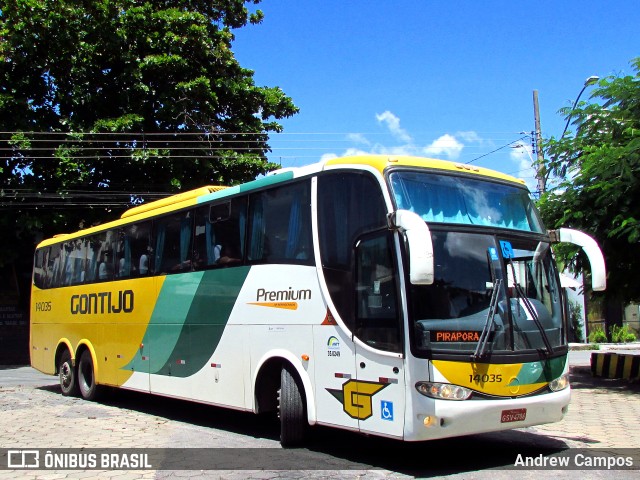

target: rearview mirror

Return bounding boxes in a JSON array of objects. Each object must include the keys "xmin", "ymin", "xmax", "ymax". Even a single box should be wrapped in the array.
[
  {"xmin": 388, "ymin": 209, "xmax": 434, "ymax": 285},
  {"xmin": 550, "ymin": 228, "xmax": 606, "ymax": 291}
]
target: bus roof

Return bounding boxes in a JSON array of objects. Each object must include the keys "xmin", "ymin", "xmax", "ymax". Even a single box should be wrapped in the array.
[
  {"xmin": 35, "ymin": 154, "xmax": 526, "ymax": 249},
  {"xmin": 323, "ymin": 155, "xmax": 526, "ymax": 185},
  {"xmin": 36, "ymin": 186, "xmax": 229, "ymax": 247},
  {"xmin": 121, "ymin": 185, "xmax": 227, "ymax": 219}
]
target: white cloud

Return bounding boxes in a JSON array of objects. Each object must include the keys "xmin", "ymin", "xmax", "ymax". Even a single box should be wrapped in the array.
[
  {"xmin": 346, "ymin": 133, "xmax": 371, "ymax": 146},
  {"xmin": 423, "ymin": 134, "xmax": 464, "ymax": 160},
  {"xmin": 319, "ymin": 152, "xmax": 338, "ymax": 162},
  {"xmin": 375, "ymin": 145, "xmax": 416, "ymax": 156},
  {"xmin": 375, "ymin": 111, "xmax": 413, "ymax": 143},
  {"xmin": 455, "ymin": 130, "xmax": 482, "ymax": 144},
  {"xmin": 509, "ymin": 142, "xmax": 537, "ymax": 193},
  {"xmin": 342, "ymin": 147, "xmax": 372, "ymax": 157},
  {"xmin": 326, "ymin": 113, "xmax": 484, "ymax": 164}
]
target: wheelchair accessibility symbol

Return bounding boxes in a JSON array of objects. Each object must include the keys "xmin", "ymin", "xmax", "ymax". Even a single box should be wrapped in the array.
[
  {"xmin": 381, "ymin": 400, "xmax": 394, "ymax": 421},
  {"xmin": 499, "ymin": 240, "xmax": 514, "ymax": 259}
]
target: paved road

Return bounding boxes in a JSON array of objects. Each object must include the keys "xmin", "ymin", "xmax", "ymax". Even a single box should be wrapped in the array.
[{"xmin": 0, "ymin": 350, "xmax": 639, "ymax": 479}]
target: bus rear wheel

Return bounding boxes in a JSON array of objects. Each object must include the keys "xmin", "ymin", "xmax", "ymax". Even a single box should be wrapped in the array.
[
  {"xmin": 278, "ymin": 364, "xmax": 307, "ymax": 447},
  {"xmin": 77, "ymin": 350, "xmax": 100, "ymax": 401},
  {"xmin": 58, "ymin": 350, "xmax": 79, "ymax": 397}
]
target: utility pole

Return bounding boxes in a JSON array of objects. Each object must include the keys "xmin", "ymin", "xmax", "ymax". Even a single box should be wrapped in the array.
[{"xmin": 532, "ymin": 90, "xmax": 546, "ymax": 195}]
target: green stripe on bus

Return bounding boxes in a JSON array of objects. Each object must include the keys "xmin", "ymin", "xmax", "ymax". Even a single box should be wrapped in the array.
[
  {"xmin": 123, "ymin": 267, "xmax": 249, "ymax": 377},
  {"xmin": 238, "ymin": 171, "xmax": 294, "ymax": 192},
  {"xmin": 509, "ymin": 356, "xmax": 567, "ymax": 386},
  {"xmin": 197, "ymin": 185, "xmax": 241, "ymax": 204},
  {"xmin": 152, "ymin": 267, "xmax": 249, "ymax": 377},
  {"xmin": 196, "ymin": 171, "xmax": 295, "ymax": 206},
  {"xmin": 123, "ymin": 272, "xmax": 204, "ymax": 374}
]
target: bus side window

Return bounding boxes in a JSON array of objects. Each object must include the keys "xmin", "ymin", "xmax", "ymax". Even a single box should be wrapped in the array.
[
  {"xmin": 123, "ymin": 222, "xmax": 151, "ymax": 276},
  {"xmin": 286, "ymin": 183, "xmax": 312, "ymax": 262},
  {"xmin": 93, "ymin": 231, "xmax": 116, "ymax": 282},
  {"xmin": 61, "ymin": 242, "xmax": 73, "ymax": 286},
  {"xmin": 194, "ymin": 205, "xmax": 215, "ymax": 267},
  {"xmin": 33, "ymin": 247, "xmax": 48, "ymax": 289},
  {"xmin": 84, "ymin": 235, "xmax": 101, "ymax": 282},
  {"xmin": 193, "ymin": 198, "xmax": 247, "ymax": 269},
  {"xmin": 194, "ymin": 203, "xmax": 226, "ymax": 268},
  {"xmin": 48, "ymin": 243, "xmax": 62, "ymax": 288},
  {"xmin": 247, "ymin": 181, "xmax": 312, "ymax": 265},
  {"xmin": 72, "ymin": 240, "xmax": 87, "ymax": 285},
  {"xmin": 153, "ymin": 211, "xmax": 193, "ymax": 273},
  {"xmin": 317, "ymin": 171, "xmax": 388, "ymax": 332},
  {"xmin": 98, "ymin": 251, "xmax": 114, "ymax": 281},
  {"xmin": 115, "ymin": 229, "xmax": 130, "ymax": 278}
]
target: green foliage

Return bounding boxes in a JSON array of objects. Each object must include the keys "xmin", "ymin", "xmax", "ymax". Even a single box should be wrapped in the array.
[
  {"xmin": 0, "ymin": 0, "xmax": 298, "ymax": 267},
  {"xmin": 568, "ymin": 300, "xmax": 584, "ymax": 343},
  {"xmin": 539, "ymin": 57, "xmax": 640, "ymax": 305},
  {"xmin": 588, "ymin": 326, "xmax": 608, "ymax": 344},
  {"xmin": 610, "ymin": 325, "xmax": 637, "ymax": 343},
  {"xmin": 588, "ymin": 324, "xmax": 637, "ymax": 343}
]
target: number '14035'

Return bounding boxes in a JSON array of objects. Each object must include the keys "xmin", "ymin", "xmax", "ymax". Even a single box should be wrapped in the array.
[{"xmin": 469, "ymin": 374, "xmax": 502, "ymax": 383}]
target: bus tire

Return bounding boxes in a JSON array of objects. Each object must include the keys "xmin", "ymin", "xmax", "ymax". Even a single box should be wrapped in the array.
[
  {"xmin": 278, "ymin": 364, "xmax": 306, "ymax": 447},
  {"xmin": 58, "ymin": 349, "xmax": 79, "ymax": 397},
  {"xmin": 77, "ymin": 350, "xmax": 100, "ymax": 401}
]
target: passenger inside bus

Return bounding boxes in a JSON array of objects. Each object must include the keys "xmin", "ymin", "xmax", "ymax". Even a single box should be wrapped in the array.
[
  {"xmin": 98, "ymin": 252, "xmax": 113, "ymax": 280},
  {"xmin": 217, "ymin": 244, "xmax": 241, "ymax": 265},
  {"xmin": 139, "ymin": 250, "xmax": 149, "ymax": 275}
]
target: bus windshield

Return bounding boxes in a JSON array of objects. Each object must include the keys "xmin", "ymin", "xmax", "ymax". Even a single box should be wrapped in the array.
[
  {"xmin": 410, "ymin": 231, "xmax": 564, "ymax": 356},
  {"xmin": 389, "ymin": 170, "xmax": 543, "ymax": 233}
]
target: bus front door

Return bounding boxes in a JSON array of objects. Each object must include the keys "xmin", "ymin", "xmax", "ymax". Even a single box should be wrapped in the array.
[{"xmin": 353, "ymin": 232, "xmax": 406, "ymax": 438}]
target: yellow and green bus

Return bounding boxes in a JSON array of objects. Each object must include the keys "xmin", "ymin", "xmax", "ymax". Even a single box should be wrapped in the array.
[{"xmin": 30, "ymin": 155, "xmax": 606, "ymax": 446}]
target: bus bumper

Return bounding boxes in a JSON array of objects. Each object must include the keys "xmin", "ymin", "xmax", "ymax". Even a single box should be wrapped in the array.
[{"xmin": 403, "ymin": 387, "xmax": 571, "ymax": 441}]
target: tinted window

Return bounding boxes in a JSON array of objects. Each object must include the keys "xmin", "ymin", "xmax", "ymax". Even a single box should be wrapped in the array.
[
  {"xmin": 355, "ymin": 232, "xmax": 401, "ymax": 352},
  {"xmin": 116, "ymin": 222, "xmax": 152, "ymax": 277},
  {"xmin": 248, "ymin": 181, "xmax": 312, "ymax": 265},
  {"xmin": 153, "ymin": 211, "xmax": 193, "ymax": 274},
  {"xmin": 33, "ymin": 247, "xmax": 48, "ymax": 289},
  {"xmin": 317, "ymin": 171, "xmax": 388, "ymax": 330},
  {"xmin": 193, "ymin": 197, "xmax": 247, "ymax": 268},
  {"xmin": 389, "ymin": 171, "xmax": 543, "ymax": 232}
]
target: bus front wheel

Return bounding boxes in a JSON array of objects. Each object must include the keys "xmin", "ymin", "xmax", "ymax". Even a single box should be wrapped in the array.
[
  {"xmin": 278, "ymin": 364, "xmax": 307, "ymax": 447},
  {"xmin": 77, "ymin": 350, "xmax": 100, "ymax": 401},
  {"xmin": 58, "ymin": 350, "xmax": 79, "ymax": 397}
]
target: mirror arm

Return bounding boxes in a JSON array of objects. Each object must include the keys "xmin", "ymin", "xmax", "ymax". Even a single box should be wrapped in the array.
[{"xmin": 550, "ymin": 228, "xmax": 607, "ymax": 291}]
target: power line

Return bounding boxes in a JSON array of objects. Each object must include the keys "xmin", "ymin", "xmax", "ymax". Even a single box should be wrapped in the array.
[
  {"xmin": 1, "ymin": 130, "xmax": 537, "ymax": 176},
  {"xmin": 464, "ymin": 135, "xmax": 529, "ymax": 165}
]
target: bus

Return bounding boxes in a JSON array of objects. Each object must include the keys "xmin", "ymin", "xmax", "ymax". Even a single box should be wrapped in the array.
[{"xmin": 30, "ymin": 155, "xmax": 606, "ymax": 447}]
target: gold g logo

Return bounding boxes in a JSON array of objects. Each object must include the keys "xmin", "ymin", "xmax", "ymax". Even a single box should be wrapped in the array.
[{"xmin": 327, "ymin": 380, "xmax": 388, "ymax": 420}]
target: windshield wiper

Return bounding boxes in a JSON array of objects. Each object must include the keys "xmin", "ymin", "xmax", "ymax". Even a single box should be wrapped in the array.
[
  {"xmin": 473, "ymin": 278, "xmax": 502, "ymax": 360},
  {"xmin": 507, "ymin": 261, "xmax": 553, "ymax": 355}
]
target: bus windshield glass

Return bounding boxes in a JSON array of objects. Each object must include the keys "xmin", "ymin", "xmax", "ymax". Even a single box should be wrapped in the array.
[
  {"xmin": 410, "ymin": 231, "xmax": 564, "ymax": 356},
  {"xmin": 389, "ymin": 171, "xmax": 543, "ymax": 232}
]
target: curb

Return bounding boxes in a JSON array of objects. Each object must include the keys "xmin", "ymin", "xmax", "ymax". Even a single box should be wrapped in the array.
[
  {"xmin": 591, "ymin": 351, "xmax": 640, "ymax": 380},
  {"xmin": 569, "ymin": 341, "xmax": 640, "ymax": 351}
]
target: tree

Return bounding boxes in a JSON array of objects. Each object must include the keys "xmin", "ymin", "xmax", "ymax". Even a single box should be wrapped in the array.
[
  {"xmin": 0, "ymin": 0, "xmax": 298, "ymax": 268},
  {"xmin": 538, "ymin": 57, "xmax": 640, "ymax": 329}
]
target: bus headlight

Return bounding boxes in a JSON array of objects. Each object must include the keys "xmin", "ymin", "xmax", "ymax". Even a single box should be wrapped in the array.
[
  {"xmin": 415, "ymin": 382, "xmax": 472, "ymax": 400},
  {"xmin": 549, "ymin": 373, "xmax": 570, "ymax": 392}
]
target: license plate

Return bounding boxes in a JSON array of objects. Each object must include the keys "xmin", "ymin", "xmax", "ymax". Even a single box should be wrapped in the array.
[{"xmin": 501, "ymin": 408, "xmax": 527, "ymax": 423}]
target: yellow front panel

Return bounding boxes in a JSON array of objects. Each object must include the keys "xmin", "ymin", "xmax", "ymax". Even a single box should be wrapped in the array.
[{"xmin": 432, "ymin": 357, "xmax": 566, "ymax": 397}]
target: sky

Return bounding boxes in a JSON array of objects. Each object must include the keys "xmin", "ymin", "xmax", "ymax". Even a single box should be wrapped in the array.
[{"xmin": 231, "ymin": 0, "xmax": 640, "ymax": 192}]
